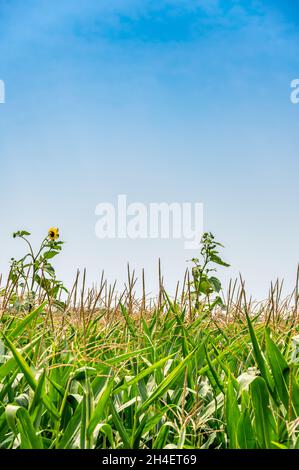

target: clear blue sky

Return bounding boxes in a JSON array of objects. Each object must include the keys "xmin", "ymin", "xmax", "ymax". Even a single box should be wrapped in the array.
[{"xmin": 0, "ymin": 0, "xmax": 298, "ymax": 299}]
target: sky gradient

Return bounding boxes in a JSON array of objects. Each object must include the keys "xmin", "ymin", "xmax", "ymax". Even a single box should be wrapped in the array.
[{"xmin": 0, "ymin": 0, "xmax": 298, "ymax": 299}]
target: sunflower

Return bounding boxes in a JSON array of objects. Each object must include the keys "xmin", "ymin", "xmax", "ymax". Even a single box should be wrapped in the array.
[{"xmin": 48, "ymin": 227, "xmax": 59, "ymax": 240}]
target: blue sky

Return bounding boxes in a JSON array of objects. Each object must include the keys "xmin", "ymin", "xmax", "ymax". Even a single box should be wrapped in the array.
[{"xmin": 0, "ymin": 0, "xmax": 298, "ymax": 299}]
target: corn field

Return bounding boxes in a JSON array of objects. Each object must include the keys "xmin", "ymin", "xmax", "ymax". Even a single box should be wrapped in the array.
[{"xmin": 1, "ymin": 264, "xmax": 299, "ymax": 449}]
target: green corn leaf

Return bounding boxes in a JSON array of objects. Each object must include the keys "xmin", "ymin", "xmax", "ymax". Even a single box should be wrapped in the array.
[
  {"xmin": 120, "ymin": 304, "xmax": 137, "ymax": 337},
  {"xmin": 8, "ymin": 301, "xmax": 47, "ymax": 340},
  {"xmin": 0, "ymin": 336, "xmax": 41, "ymax": 380},
  {"xmin": 2, "ymin": 333, "xmax": 59, "ymax": 419},
  {"xmin": 138, "ymin": 346, "xmax": 198, "ymax": 413},
  {"xmin": 265, "ymin": 329, "xmax": 290, "ymax": 411},
  {"xmin": 87, "ymin": 379, "xmax": 113, "ymax": 440},
  {"xmin": 113, "ymin": 354, "xmax": 174, "ymax": 394},
  {"xmin": 5, "ymin": 405, "xmax": 43, "ymax": 449},
  {"xmin": 250, "ymin": 377, "xmax": 276, "ymax": 449},
  {"xmin": 225, "ymin": 377, "xmax": 240, "ymax": 448},
  {"xmin": 237, "ymin": 391, "xmax": 255, "ymax": 449},
  {"xmin": 244, "ymin": 308, "xmax": 274, "ymax": 395},
  {"xmin": 110, "ymin": 400, "xmax": 131, "ymax": 449}
]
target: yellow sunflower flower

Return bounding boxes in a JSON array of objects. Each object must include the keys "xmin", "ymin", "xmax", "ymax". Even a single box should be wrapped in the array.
[{"xmin": 48, "ymin": 227, "xmax": 59, "ymax": 240}]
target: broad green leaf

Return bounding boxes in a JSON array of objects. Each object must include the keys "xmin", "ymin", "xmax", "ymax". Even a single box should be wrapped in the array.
[
  {"xmin": 225, "ymin": 377, "xmax": 240, "ymax": 448},
  {"xmin": 110, "ymin": 400, "xmax": 131, "ymax": 449},
  {"xmin": 87, "ymin": 379, "xmax": 113, "ymax": 440},
  {"xmin": 8, "ymin": 301, "xmax": 47, "ymax": 340},
  {"xmin": 265, "ymin": 329, "xmax": 289, "ymax": 411},
  {"xmin": 244, "ymin": 308, "xmax": 274, "ymax": 395},
  {"xmin": 139, "ymin": 346, "xmax": 198, "ymax": 413},
  {"xmin": 250, "ymin": 377, "xmax": 276, "ymax": 449},
  {"xmin": 2, "ymin": 334, "xmax": 59, "ymax": 419},
  {"xmin": 113, "ymin": 354, "xmax": 174, "ymax": 394},
  {"xmin": 5, "ymin": 405, "xmax": 43, "ymax": 449}
]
